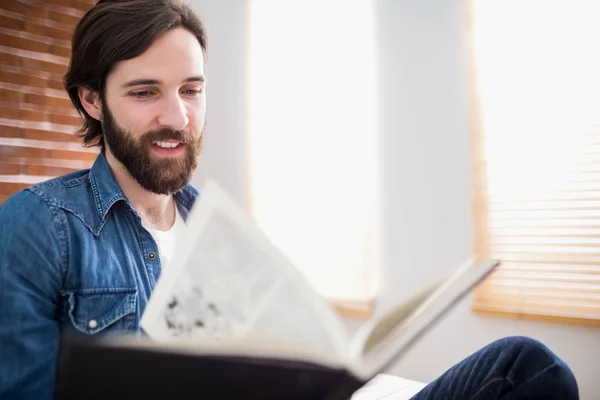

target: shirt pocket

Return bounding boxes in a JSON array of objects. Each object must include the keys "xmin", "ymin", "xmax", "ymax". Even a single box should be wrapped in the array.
[{"xmin": 63, "ymin": 288, "xmax": 138, "ymax": 335}]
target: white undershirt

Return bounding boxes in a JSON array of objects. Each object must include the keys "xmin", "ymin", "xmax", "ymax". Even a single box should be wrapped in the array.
[{"xmin": 146, "ymin": 206, "xmax": 186, "ymax": 270}]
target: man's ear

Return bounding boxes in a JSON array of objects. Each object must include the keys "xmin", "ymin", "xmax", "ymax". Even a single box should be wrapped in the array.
[{"xmin": 78, "ymin": 86, "xmax": 102, "ymax": 121}]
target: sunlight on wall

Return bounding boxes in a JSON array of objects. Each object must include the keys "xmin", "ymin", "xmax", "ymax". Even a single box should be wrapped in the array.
[
  {"xmin": 473, "ymin": 0, "xmax": 600, "ymax": 266},
  {"xmin": 247, "ymin": 0, "xmax": 379, "ymax": 301},
  {"xmin": 473, "ymin": 0, "xmax": 600, "ymax": 201}
]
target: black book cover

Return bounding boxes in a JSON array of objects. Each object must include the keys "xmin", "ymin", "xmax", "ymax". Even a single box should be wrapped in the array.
[{"xmin": 54, "ymin": 334, "xmax": 367, "ymax": 400}]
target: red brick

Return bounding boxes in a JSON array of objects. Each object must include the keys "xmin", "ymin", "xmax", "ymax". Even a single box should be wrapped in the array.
[
  {"xmin": 48, "ymin": 10, "xmax": 81, "ymax": 26},
  {"xmin": 0, "ymin": 14, "xmax": 25, "ymax": 31},
  {"xmin": 45, "ymin": 0, "xmax": 74, "ymax": 8},
  {"xmin": 22, "ymin": 128, "xmax": 78, "ymax": 142},
  {"xmin": 22, "ymin": 92, "xmax": 47, "ymax": 106},
  {"xmin": 50, "ymin": 113, "xmax": 80, "ymax": 126},
  {"xmin": 48, "ymin": 79, "xmax": 67, "ymax": 91},
  {"xmin": 28, "ymin": 6, "xmax": 50, "ymax": 20},
  {"xmin": 0, "ymin": 145, "xmax": 18, "ymax": 157},
  {"xmin": 24, "ymin": 21, "xmax": 72, "ymax": 41},
  {"xmin": 0, "ymin": 126, "xmax": 21, "ymax": 138},
  {"xmin": 0, "ymin": 34, "xmax": 50, "ymax": 53},
  {"xmin": 0, "ymin": 162, "xmax": 23, "ymax": 174},
  {"xmin": 0, "ymin": 182, "xmax": 32, "ymax": 196},
  {"xmin": 0, "ymin": 144, "xmax": 47, "ymax": 159},
  {"xmin": 73, "ymin": 0, "xmax": 95, "ymax": 13},
  {"xmin": 49, "ymin": 148, "xmax": 98, "ymax": 162},
  {"xmin": 0, "ymin": 51, "xmax": 21, "ymax": 66},
  {"xmin": 20, "ymin": 108, "xmax": 48, "ymax": 122},
  {"xmin": 0, "ymin": 106, "xmax": 19, "ymax": 120},
  {"xmin": 2, "ymin": 2, "xmax": 51, "ymax": 20},
  {"xmin": 25, "ymin": 164, "xmax": 78, "ymax": 176},
  {"xmin": 23, "ymin": 146, "xmax": 49, "ymax": 158},
  {"xmin": 49, "ymin": 44, "xmax": 70, "ymax": 58},
  {"xmin": 47, "ymin": 96, "xmax": 73, "ymax": 109},
  {"xmin": 0, "ymin": 88, "xmax": 23, "ymax": 102},
  {"xmin": 25, "ymin": 93, "xmax": 72, "ymax": 109},
  {"xmin": 21, "ymin": 57, "xmax": 67, "ymax": 75},
  {"xmin": 0, "ymin": 2, "xmax": 29, "ymax": 16},
  {"xmin": 0, "ymin": 69, "xmax": 48, "ymax": 88}
]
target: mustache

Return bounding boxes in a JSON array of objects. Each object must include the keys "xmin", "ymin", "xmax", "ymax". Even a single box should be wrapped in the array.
[{"xmin": 140, "ymin": 128, "xmax": 197, "ymax": 144}]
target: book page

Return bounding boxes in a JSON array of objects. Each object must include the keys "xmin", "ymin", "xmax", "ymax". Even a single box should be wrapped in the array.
[
  {"xmin": 351, "ymin": 374, "xmax": 426, "ymax": 400},
  {"xmin": 349, "ymin": 258, "xmax": 499, "ymax": 378},
  {"xmin": 358, "ymin": 279, "xmax": 444, "ymax": 355},
  {"xmin": 141, "ymin": 180, "xmax": 351, "ymax": 360}
]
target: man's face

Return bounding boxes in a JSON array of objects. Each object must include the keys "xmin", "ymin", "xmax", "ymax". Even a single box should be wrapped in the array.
[{"xmin": 102, "ymin": 27, "xmax": 207, "ymax": 195}]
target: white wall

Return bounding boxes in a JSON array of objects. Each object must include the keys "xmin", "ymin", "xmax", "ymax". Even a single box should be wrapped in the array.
[
  {"xmin": 370, "ymin": 1, "xmax": 600, "ymax": 399},
  {"xmin": 190, "ymin": 0, "xmax": 250, "ymax": 210},
  {"xmin": 190, "ymin": 1, "xmax": 600, "ymax": 398}
]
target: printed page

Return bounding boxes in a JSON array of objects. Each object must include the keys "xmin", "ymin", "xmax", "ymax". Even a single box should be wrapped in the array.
[{"xmin": 141, "ymin": 180, "xmax": 351, "ymax": 360}]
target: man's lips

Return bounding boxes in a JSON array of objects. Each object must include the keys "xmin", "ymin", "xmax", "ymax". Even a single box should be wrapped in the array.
[{"xmin": 151, "ymin": 141, "xmax": 186, "ymax": 156}]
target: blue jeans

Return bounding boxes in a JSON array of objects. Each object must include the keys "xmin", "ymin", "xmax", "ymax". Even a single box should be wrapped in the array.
[{"xmin": 410, "ymin": 336, "xmax": 579, "ymax": 400}]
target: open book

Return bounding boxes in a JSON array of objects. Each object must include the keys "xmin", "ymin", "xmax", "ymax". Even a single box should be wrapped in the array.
[{"xmin": 56, "ymin": 180, "xmax": 499, "ymax": 400}]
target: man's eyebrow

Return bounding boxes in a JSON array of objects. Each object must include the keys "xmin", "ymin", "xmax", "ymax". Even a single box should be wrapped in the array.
[
  {"xmin": 184, "ymin": 76, "xmax": 205, "ymax": 83},
  {"xmin": 121, "ymin": 76, "xmax": 205, "ymax": 88},
  {"xmin": 121, "ymin": 79, "xmax": 160, "ymax": 88}
]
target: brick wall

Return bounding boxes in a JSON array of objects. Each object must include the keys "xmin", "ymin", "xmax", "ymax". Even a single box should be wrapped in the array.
[{"xmin": 0, "ymin": 0, "xmax": 98, "ymax": 205}]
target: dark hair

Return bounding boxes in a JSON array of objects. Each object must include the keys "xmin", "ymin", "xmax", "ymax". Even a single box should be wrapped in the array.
[{"xmin": 64, "ymin": 0, "xmax": 209, "ymax": 149}]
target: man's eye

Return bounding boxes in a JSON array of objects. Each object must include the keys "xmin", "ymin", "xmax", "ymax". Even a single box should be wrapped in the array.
[
  {"xmin": 131, "ymin": 91, "xmax": 152, "ymax": 98},
  {"xmin": 183, "ymin": 89, "xmax": 203, "ymax": 96}
]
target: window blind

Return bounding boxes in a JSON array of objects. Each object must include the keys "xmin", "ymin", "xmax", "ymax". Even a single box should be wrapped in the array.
[{"xmin": 469, "ymin": 0, "xmax": 600, "ymax": 324}]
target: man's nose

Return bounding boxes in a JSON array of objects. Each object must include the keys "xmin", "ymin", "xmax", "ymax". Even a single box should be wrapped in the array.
[{"xmin": 157, "ymin": 96, "xmax": 189, "ymax": 131}]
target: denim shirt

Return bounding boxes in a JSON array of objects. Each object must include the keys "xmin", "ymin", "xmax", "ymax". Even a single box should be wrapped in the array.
[{"xmin": 0, "ymin": 153, "xmax": 198, "ymax": 400}]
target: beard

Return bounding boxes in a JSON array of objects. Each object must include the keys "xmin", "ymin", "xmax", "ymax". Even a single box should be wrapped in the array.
[{"xmin": 101, "ymin": 101, "xmax": 204, "ymax": 196}]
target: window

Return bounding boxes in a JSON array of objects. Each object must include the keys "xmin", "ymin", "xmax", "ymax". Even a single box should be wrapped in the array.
[
  {"xmin": 469, "ymin": 0, "xmax": 600, "ymax": 325},
  {"xmin": 247, "ymin": 0, "xmax": 379, "ymax": 314}
]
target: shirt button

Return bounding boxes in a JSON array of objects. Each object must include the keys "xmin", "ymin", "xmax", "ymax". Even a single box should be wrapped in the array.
[
  {"xmin": 148, "ymin": 252, "xmax": 156, "ymax": 260},
  {"xmin": 88, "ymin": 320, "xmax": 98, "ymax": 329}
]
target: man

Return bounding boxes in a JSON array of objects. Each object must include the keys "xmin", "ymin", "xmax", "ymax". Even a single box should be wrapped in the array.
[
  {"xmin": 0, "ymin": 1, "xmax": 206, "ymax": 398},
  {"xmin": 0, "ymin": 1, "xmax": 579, "ymax": 399}
]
